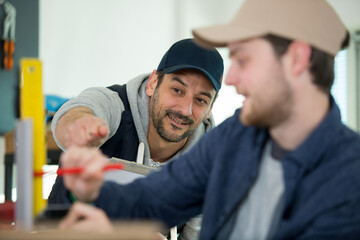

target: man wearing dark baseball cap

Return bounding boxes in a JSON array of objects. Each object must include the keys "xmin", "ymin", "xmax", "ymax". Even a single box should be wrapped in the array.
[
  {"xmin": 59, "ymin": 1, "xmax": 360, "ymax": 239},
  {"xmin": 48, "ymin": 38, "xmax": 223, "ymax": 239},
  {"xmin": 157, "ymin": 38, "xmax": 223, "ymax": 92}
]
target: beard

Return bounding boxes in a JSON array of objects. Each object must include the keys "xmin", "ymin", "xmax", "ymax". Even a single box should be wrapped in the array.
[
  {"xmin": 240, "ymin": 76, "xmax": 293, "ymax": 128},
  {"xmin": 150, "ymin": 90, "xmax": 195, "ymax": 143}
]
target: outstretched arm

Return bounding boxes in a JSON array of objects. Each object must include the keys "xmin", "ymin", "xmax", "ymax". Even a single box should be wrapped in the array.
[
  {"xmin": 54, "ymin": 106, "xmax": 109, "ymax": 148},
  {"xmin": 51, "ymin": 87, "xmax": 124, "ymax": 149}
]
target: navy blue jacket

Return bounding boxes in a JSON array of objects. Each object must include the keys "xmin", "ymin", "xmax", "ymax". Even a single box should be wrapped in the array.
[{"xmin": 93, "ymin": 97, "xmax": 360, "ymax": 239}]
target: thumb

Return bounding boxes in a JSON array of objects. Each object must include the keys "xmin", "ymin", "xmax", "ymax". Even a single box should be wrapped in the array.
[{"xmin": 97, "ymin": 125, "xmax": 109, "ymax": 138}]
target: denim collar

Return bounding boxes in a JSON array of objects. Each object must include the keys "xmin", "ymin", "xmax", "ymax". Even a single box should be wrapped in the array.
[{"xmin": 284, "ymin": 95, "xmax": 342, "ymax": 171}]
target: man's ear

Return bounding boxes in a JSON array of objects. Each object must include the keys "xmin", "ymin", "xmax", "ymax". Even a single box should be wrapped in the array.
[
  {"xmin": 286, "ymin": 41, "xmax": 312, "ymax": 77},
  {"xmin": 205, "ymin": 105, "xmax": 214, "ymax": 119},
  {"xmin": 205, "ymin": 93, "xmax": 218, "ymax": 119},
  {"xmin": 146, "ymin": 70, "xmax": 158, "ymax": 97}
]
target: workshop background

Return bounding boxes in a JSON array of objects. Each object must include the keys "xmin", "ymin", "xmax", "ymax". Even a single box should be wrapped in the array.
[
  {"xmin": 39, "ymin": 0, "xmax": 360, "ymax": 127},
  {"xmin": 0, "ymin": 0, "xmax": 360, "ymax": 202}
]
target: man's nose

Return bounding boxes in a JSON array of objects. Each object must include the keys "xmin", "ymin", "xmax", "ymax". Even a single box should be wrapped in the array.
[
  {"xmin": 224, "ymin": 63, "xmax": 238, "ymax": 86},
  {"xmin": 178, "ymin": 95, "xmax": 193, "ymax": 116}
]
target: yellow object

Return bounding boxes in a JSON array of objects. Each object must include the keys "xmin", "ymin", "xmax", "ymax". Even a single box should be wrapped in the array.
[{"xmin": 20, "ymin": 59, "xmax": 46, "ymax": 216}]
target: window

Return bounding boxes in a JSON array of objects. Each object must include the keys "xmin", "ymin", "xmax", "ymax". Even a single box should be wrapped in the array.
[{"xmin": 332, "ymin": 50, "xmax": 347, "ymax": 124}]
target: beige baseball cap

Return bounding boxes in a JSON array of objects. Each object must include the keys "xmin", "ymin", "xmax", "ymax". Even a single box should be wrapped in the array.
[{"xmin": 192, "ymin": 0, "xmax": 348, "ymax": 56}]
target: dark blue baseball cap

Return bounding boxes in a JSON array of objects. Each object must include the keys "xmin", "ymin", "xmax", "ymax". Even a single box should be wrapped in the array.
[{"xmin": 157, "ymin": 38, "xmax": 224, "ymax": 92}]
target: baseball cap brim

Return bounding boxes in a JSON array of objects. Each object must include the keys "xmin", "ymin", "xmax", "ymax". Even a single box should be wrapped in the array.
[
  {"xmin": 193, "ymin": 23, "xmax": 268, "ymax": 49},
  {"xmin": 192, "ymin": 0, "xmax": 348, "ymax": 57}
]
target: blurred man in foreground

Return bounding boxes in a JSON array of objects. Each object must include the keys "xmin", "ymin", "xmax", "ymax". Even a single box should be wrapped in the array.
[{"xmin": 59, "ymin": 0, "xmax": 360, "ymax": 239}]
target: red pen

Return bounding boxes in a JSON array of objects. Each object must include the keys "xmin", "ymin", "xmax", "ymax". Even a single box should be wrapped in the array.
[{"xmin": 33, "ymin": 163, "xmax": 124, "ymax": 177}]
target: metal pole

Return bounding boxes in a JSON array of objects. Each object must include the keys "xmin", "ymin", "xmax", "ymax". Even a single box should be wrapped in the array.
[{"xmin": 15, "ymin": 119, "xmax": 33, "ymax": 231}]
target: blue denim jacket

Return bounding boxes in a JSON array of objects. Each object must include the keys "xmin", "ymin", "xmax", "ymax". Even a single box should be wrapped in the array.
[{"xmin": 95, "ymin": 97, "xmax": 360, "ymax": 240}]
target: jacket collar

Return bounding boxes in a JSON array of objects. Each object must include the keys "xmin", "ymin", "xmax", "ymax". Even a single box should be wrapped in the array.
[
  {"xmin": 285, "ymin": 96, "xmax": 342, "ymax": 171},
  {"xmin": 280, "ymin": 96, "xmax": 343, "ymax": 210}
]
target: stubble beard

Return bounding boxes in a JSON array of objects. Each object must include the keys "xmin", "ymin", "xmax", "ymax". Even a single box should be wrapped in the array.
[
  {"xmin": 150, "ymin": 90, "xmax": 195, "ymax": 143},
  {"xmin": 240, "ymin": 76, "xmax": 293, "ymax": 128}
]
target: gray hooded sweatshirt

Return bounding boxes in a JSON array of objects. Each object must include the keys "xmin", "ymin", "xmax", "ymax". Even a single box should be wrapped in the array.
[{"xmin": 51, "ymin": 73, "xmax": 215, "ymax": 239}]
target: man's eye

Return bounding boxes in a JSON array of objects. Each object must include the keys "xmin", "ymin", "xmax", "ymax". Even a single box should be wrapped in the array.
[
  {"xmin": 237, "ymin": 59, "xmax": 245, "ymax": 66},
  {"xmin": 197, "ymin": 98, "xmax": 208, "ymax": 105},
  {"xmin": 173, "ymin": 88, "xmax": 182, "ymax": 94},
  {"xmin": 237, "ymin": 57, "xmax": 249, "ymax": 67}
]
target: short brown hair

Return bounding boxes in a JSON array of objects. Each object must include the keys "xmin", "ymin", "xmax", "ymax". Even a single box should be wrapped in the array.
[{"xmin": 262, "ymin": 34, "xmax": 338, "ymax": 94}]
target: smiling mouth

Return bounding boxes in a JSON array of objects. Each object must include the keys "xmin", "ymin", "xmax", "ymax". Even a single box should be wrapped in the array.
[{"xmin": 168, "ymin": 113, "xmax": 188, "ymax": 125}]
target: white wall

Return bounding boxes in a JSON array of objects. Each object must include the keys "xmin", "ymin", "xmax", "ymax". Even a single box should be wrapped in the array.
[
  {"xmin": 39, "ymin": 0, "xmax": 360, "ymax": 126},
  {"xmin": 39, "ymin": 0, "xmax": 176, "ymax": 96},
  {"xmin": 40, "ymin": 0, "xmax": 246, "ymax": 124}
]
